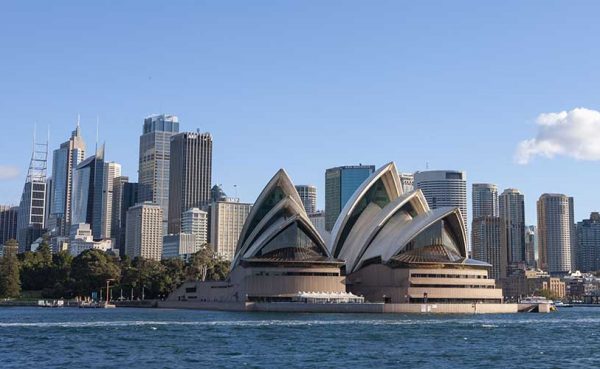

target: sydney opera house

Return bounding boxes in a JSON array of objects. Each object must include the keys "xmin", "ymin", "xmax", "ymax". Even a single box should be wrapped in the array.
[{"xmin": 168, "ymin": 162, "xmax": 504, "ymax": 308}]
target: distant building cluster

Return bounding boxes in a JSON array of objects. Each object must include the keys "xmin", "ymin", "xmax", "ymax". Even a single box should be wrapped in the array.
[{"xmin": 4, "ymin": 113, "xmax": 600, "ymax": 305}]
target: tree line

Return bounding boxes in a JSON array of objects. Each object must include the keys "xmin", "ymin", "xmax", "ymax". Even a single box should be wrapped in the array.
[{"xmin": 0, "ymin": 239, "xmax": 230, "ymax": 300}]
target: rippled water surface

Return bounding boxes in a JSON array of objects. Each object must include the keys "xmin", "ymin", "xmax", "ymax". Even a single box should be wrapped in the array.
[{"xmin": 1, "ymin": 306, "xmax": 599, "ymax": 368}]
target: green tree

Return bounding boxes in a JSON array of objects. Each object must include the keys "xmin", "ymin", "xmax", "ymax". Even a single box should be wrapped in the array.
[
  {"xmin": 19, "ymin": 239, "xmax": 54, "ymax": 291},
  {"xmin": 42, "ymin": 251, "xmax": 74, "ymax": 299},
  {"xmin": 0, "ymin": 240, "xmax": 21, "ymax": 298},
  {"xmin": 186, "ymin": 246, "xmax": 230, "ymax": 282},
  {"xmin": 71, "ymin": 249, "xmax": 121, "ymax": 297}
]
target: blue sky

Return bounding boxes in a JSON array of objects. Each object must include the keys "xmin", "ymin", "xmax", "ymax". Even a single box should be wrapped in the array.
[{"xmin": 1, "ymin": 1, "xmax": 600, "ymax": 225}]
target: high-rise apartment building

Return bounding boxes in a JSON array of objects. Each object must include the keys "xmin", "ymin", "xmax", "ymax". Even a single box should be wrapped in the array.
[
  {"xmin": 49, "ymin": 123, "xmax": 86, "ymax": 236},
  {"xmin": 0, "ymin": 206, "xmax": 18, "ymax": 245},
  {"xmin": 537, "ymin": 194, "xmax": 574, "ymax": 275},
  {"xmin": 167, "ymin": 131, "xmax": 212, "ymax": 234},
  {"xmin": 576, "ymin": 212, "xmax": 600, "ymax": 273},
  {"xmin": 138, "ymin": 114, "xmax": 179, "ymax": 233},
  {"xmin": 162, "ymin": 233, "xmax": 196, "ymax": 260},
  {"xmin": 101, "ymin": 162, "xmax": 121, "ymax": 239},
  {"xmin": 499, "ymin": 189, "xmax": 526, "ymax": 264},
  {"xmin": 210, "ymin": 199, "xmax": 252, "ymax": 261},
  {"xmin": 182, "ymin": 208, "xmax": 208, "ymax": 250},
  {"xmin": 471, "ymin": 216, "xmax": 508, "ymax": 280},
  {"xmin": 325, "ymin": 165, "xmax": 375, "ymax": 231},
  {"xmin": 414, "ymin": 170, "xmax": 468, "ymax": 233},
  {"xmin": 295, "ymin": 185, "xmax": 317, "ymax": 214},
  {"xmin": 71, "ymin": 145, "xmax": 105, "ymax": 239},
  {"xmin": 125, "ymin": 202, "xmax": 163, "ymax": 261},
  {"xmin": 472, "ymin": 183, "xmax": 498, "ymax": 219},
  {"xmin": 17, "ymin": 136, "xmax": 48, "ymax": 252}
]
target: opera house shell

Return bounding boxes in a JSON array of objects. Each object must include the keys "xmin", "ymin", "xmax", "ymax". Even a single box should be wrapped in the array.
[
  {"xmin": 329, "ymin": 162, "xmax": 503, "ymax": 303},
  {"xmin": 169, "ymin": 169, "xmax": 347, "ymax": 303}
]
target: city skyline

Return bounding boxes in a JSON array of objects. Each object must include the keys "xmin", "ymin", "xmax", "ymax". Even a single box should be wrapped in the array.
[{"xmin": 3, "ymin": 2, "xmax": 600, "ymax": 227}]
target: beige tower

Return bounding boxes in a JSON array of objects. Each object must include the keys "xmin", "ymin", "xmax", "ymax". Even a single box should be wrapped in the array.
[{"xmin": 126, "ymin": 202, "xmax": 163, "ymax": 261}]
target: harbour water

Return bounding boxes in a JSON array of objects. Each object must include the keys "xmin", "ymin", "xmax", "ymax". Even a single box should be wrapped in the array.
[{"xmin": 1, "ymin": 307, "xmax": 599, "ymax": 368}]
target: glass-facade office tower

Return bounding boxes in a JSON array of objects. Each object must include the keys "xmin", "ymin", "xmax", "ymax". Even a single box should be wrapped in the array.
[
  {"xmin": 295, "ymin": 185, "xmax": 317, "ymax": 214},
  {"xmin": 112, "ymin": 178, "xmax": 138, "ymax": 255},
  {"xmin": 576, "ymin": 212, "xmax": 600, "ymax": 272},
  {"xmin": 71, "ymin": 145, "xmax": 105, "ymax": 239},
  {"xmin": 414, "ymin": 170, "xmax": 468, "ymax": 234},
  {"xmin": 49, "ymin": 124, "xmax": 86, "ymax": 236},
  {"xmin": 537, "ymin": 193, "xmax": 574, "ymax": 275},
  {"xmin": 472, "ymin": 183, "xmax": 498, "ymax": 219},
  {"xmin": 325, "ymin": 165, "xmax": 375, "ymax": 231},
  {"xmin": 499, "ymin": 188, "xmax": 526, "ymax": 264},
  {"xmin": 524, "ymin": 225, "xmax": 538, "ymax": 268},
  {"xmin": 167, "ymin": 131, "xmax": 213, "ymax": 234},
  {"xmin": 0, "ymin": 206, "xmax": 18, "ymax": 245},
  {"xmin": 138, "ymin": 114, "xmax": 179, "ymax": 233}
]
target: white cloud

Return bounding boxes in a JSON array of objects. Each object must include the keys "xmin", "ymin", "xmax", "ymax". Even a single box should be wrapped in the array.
[
  {"xmin": 515, "ymin": 107, "xmax": 600, "ymax": 164},
  {"xmin": 0, "ymin": 165, "xmax": 20, "ymax": 180}
]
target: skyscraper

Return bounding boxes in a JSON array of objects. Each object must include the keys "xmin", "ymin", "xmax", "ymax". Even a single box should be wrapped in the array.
[
  {"xmin": 525, "ymin": 225, "xmax": 537, "ymax": 268},
  {"xmin": 71, "ymin": 144, "xmax": 105, "ymax": 239},
  {"xmin": 576, "ymin": 212, "xmax": 600, "ymax": 273},
  {"xmin": 49, "ymin": 123, "xmax": 86, "ymax": 236},
  {"xmin": 138, "ymin": 114, "xmax": 180, "ymax": 233},
  {"xmin": 17, "ymin": 135, "xmax": 48, "ymax": 252},
  {"xmin": 472, "ymin": 183, "xmax": 498, "ymax": 219},
  {"xmin": 295, "ymin": 185, "xmax": 317, "ymax": 214},
  {"xmin": 499, "ymin": 189, "xmax": 526, "ymax": 264},
  {"xmin": 0, "ymin": 206, "xmax": 18, "ymax": 245},
  {"xmin": 537, "ymin": 194, "xmax": 574, "ymax": 275},
  {"xmin": 210, "ymin": 199, "xmax": 252, "ymax": 261},
  {"xmin": 101, "ymin": 161, "xmax": 121, "ymax": 239},
  {"xmin": 167, "ymin": 131, "xmax": 213, "ymax": 234},
  {"xmin": 471, "ymin": 216, "xmax": 508, "ymax": 280},
  {"xmin": 112, "ymin": 178, "xmax": 138, "ymax": 255},
  {"xmin": 325, "ymin": 165, "xmax": 375, "ymax": 231},
  {"xmin": 126, "ymin": 202, "xmax": 163, "ymax": 261},
  {"xmin": 414, "ymin": 170, "xmax": 468, "ymax": 231}
]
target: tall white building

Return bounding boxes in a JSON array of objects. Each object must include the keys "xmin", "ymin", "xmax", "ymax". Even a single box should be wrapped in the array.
[
  {"xmin": 210, "ymin": 199, "xmax": 252, "ymax": 261},
  {"xmin": 414, "ymin": 170, "xmax": 467, "ymax": 230},
  {"xmin": 295, "ymin": 185, "xmax": 317, "ymax": 214},
  {"xmin": 126, "ymin": 202, "xmax": 163, "ymax": 261},
  {"xmin": 537, "ymin": 194, "xmax": 573, "ymax": 275},
  {"xmin": 182, "ymin": 208, "xmax": 208, "ymax": 250},
  {"xmin": 101, "ymin": 162, "xmax": 121, "ymax": 239},
  {"xmin": 499, "ymin": 188, "xmax": 526, "ymax": 264}
]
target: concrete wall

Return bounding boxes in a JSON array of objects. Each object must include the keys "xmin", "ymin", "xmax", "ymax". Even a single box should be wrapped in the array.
[{"xmin": 383, "ymin": 303, "xmax": 518, "ymax": 314}]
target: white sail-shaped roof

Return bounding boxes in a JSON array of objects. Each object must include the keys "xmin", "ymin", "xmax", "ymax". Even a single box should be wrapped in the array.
[
  {"xmin": 328, "ymin": 161, "xmax": 472, "ymax": 274},
  {"xmin": 329, "ymin": 162, "xmax": 402, "ymax": 257},
  {"xmin": 232, "ymin": 169, "xmax": 332, "ymax": 268}
]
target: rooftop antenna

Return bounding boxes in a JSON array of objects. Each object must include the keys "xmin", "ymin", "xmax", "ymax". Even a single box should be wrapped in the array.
[
  {"xmin": 96, "ymin": 115, "xmax": 99, "ymax": 153},
  {"xmin": 426, "ymin": 162, "xmax": 430, "ymax": 170},
  {"xmin": 77, "ymin": 113, "xmax": 80, "ymax": 128}
]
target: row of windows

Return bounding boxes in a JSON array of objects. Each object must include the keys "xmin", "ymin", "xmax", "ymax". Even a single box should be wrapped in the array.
[
  {"xmin": 253, "ymin": 271, "xmax": 339, "ymax": 277},
  {"xmin": 410, "ymin": 284, "xmax": 495, "ymax": 289},
  {"xmin": 411, "ymin": 273, "xmax": 488, "ymax": 279}
]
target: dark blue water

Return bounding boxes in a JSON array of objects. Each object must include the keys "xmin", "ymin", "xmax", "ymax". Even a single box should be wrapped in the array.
[{"xmin": 0, "ymin": 307, "xmax": 598, "ymax": 368}]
